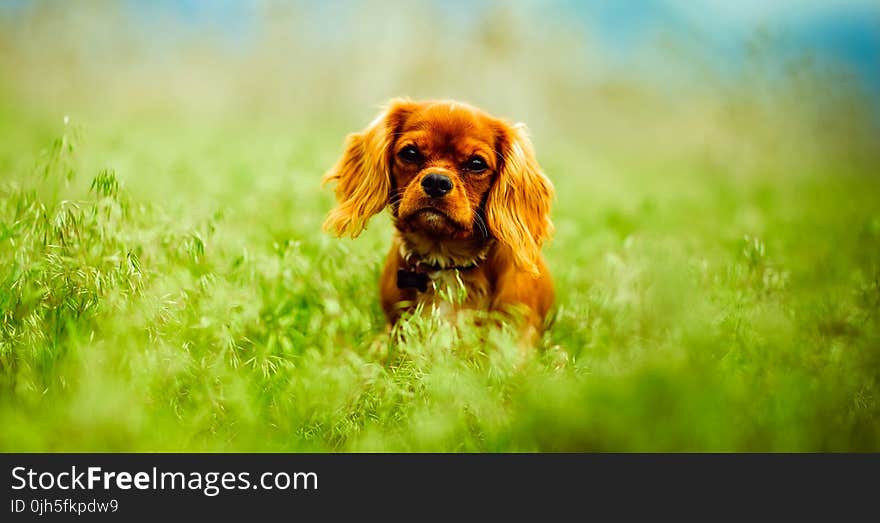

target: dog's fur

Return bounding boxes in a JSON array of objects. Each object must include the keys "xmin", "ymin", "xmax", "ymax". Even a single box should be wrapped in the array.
[{"xmin": 323, "ymin": 99, "xmax": 554, "ymax": 332}]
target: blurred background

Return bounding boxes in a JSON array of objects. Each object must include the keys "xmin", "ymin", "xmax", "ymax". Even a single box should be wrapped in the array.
[
  {"xmin": 2, "ymin": 0, "xmax": 878, "ymax": 134},
  {"xmin": 1, "ymin": 1, "xmax": 879, "ymax": 451}
]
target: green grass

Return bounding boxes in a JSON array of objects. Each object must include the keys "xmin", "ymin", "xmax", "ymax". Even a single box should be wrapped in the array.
[
  {"xmin": 1, "ymin": 99, "xmax": 877, "ymax": 452},
  {"xmin": 0, "ymin": 3, "xmax": 879, "ymax": 451}
]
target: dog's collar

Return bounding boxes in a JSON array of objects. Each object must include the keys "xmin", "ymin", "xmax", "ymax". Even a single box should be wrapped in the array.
[
  {"xmin": 396, "ymin": 260, "xmax": 479, "ymax": 292},
  {"xmin": 395, "ymin": 234, "xmax": 492, "ymax": 292}
]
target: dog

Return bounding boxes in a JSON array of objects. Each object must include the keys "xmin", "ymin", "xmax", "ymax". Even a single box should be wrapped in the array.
[{"xmin": 323, "ymin": 99, "xmax": 554, "ymax": 334}]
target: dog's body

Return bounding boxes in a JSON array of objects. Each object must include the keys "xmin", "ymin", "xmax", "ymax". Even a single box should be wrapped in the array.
[
  {"xmin": 323, "ymin": 99, "xmax": 554, "ymax": 332},
  {"xmin": 380, "ymin": 233, "xmax": 555, "ymax": 327}
]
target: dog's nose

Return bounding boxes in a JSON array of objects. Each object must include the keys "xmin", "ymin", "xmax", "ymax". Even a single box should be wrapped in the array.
[{"xmin": 421, "ymin": 173, "xmax": 453, "ymax": 198}]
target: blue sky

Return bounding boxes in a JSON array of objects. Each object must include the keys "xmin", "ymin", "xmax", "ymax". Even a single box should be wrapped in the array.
[{"xmin": 573, "ymin": 0, "xmax": 880, "ymax": 89}]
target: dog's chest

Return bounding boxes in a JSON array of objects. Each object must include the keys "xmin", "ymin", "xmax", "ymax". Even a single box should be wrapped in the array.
[{"xmin": 416, "ymin": 268, "xmax": 491, "ymax": 316}]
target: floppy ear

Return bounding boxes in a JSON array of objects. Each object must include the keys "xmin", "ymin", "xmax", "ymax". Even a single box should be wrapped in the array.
[
  {"xmin": 322, "ymin": 99, "xmax": 414, "ymax": 237},
  {"xmin": 486, "ymin": 121, "xmax": 555, "ymax": 276}
]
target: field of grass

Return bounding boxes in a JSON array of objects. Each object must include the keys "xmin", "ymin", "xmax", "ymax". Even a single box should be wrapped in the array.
[{"xmin": 1, "ymin": 3, "xmax": 879, "ymax": 451}]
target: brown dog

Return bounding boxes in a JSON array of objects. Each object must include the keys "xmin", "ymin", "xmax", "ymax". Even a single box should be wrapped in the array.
[{"xmin": 323, "ymin": 99, "xmax": 554, "ymax": 333}]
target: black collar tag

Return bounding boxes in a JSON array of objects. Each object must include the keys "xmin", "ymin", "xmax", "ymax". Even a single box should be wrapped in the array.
[{"xmin": 397, "ymin": 269, "xmax": 429, "ymax": 292}]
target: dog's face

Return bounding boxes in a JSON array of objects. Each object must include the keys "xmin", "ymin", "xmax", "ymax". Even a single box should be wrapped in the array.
[
  {"xmin": 391, "ymin": 103, "xmax": 497, "ymax": 240},
  {"xmin": 323, "ymin": 99, "xmax": 554, "ymax": 274}
]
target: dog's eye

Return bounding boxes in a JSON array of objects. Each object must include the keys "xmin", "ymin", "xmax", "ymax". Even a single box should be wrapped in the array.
[
  {"xmin": 397, "ymin": 145, "xmax": 421, "ymax": 164},
  {"xmin": 464, "ymin": 156, "xmax": 488, "ymax": 173}
]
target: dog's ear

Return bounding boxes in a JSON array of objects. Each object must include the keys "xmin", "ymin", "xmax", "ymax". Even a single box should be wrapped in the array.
[
  {"xmin": 322, "ymin": 98, "xmax": 415, "ymax": 237},
  {"xmin": 486, "ymin": 121, "xmax": 555, "ymax": 276}
]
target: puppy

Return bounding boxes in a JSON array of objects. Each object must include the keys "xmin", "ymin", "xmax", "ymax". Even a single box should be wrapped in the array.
[{"xmin": 323, "ymin": 99, "xmax": 554, "ymax": 333}]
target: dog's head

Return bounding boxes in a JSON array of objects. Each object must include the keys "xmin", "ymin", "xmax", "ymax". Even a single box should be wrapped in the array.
[{"xmin": 323, "ymin": 98, "xmax": 554, "ymax": 274}]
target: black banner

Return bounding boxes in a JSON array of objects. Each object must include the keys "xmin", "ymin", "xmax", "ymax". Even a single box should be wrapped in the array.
[{"xmin": 1, "ymin": 453, "xmax": 876, "ymax": 519}]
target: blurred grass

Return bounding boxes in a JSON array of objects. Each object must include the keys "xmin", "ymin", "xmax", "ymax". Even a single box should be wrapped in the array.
[{"xmin": 0, "ymin": 2, "xmax": 878, "ymax": 451}]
